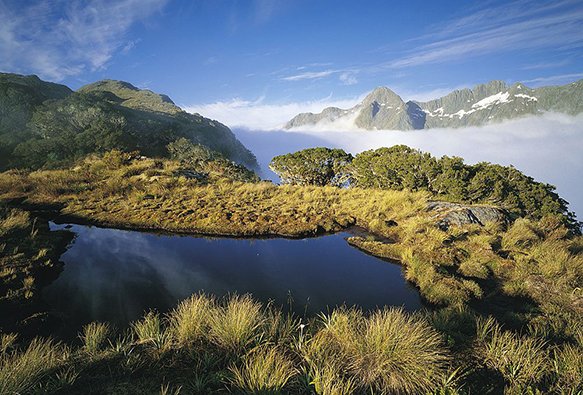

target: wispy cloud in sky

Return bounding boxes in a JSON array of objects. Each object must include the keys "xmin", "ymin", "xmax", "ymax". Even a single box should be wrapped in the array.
[
  {"xmin": 282, "ymin": 68, "xmax": 360, "ymax": 86},
  {"xmin": 339, "ymin": 72, "xmax": 358, "ymax": 86},
  {"xmin": 522, "ymin": 73, "xmax": 583, "ymax": 85},
  {"xmin": 386, "ymin": 0, "xmax": 583, "ymax": 69},
  {"xmin": 0, "ymin": 0, "xmax": 167, "ymax": 81},
  {"xmin": 282, "ymin": 70, "xmax": 338, "ymax": 81},
  {"xmin": 521, "ymin": 60, "xmax": 570, "ymax": 70}
]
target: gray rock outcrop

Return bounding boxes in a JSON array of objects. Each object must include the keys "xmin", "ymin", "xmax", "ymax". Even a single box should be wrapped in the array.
[{"xmin": 427, "ymin": 201, "xmax": 509, "ymax": 229}]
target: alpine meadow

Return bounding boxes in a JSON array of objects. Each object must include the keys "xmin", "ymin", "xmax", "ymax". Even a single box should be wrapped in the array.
[{"xmin": 0, "ymin": 1, "xmax": 582, "ymax": 394}]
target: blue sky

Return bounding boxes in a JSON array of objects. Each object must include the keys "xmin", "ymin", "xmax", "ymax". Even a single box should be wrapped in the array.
[{"xmin": 1, "ymin": 0, "xmax": 582, "ymax": 118}]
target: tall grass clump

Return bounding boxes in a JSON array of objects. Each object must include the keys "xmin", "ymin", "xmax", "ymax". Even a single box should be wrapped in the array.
[
  {"xmin": 303, "ymin": 307, "xmax": 449, "ymax": 394},
  {"xmin": 0, "ymin": 334, "xmax": 17, "ymax": 355},
  {"xmin": 0, "ymin": 209, "xmax": 30, "ymax": 235},
  {"xmin": 475, "ymin": 317, "xmax": 548, "ymax": 392},
  {"xmin": 80, "ymin": 322, "xmax": 110, "ymax": 355},
  {"xmin": 308, "ymin": 364, "xmax": 359, "ymax": 395},
  {"xmin": 168, "ymin": 293, "xmax": 214, "ymax": 346},
  {"xmin": 209, "ymin": 294, "xmax": 264, "ymax": 354},
  {"xmin": 228, "ymin": 346, "xmax": 297, "ymax": 394},
  {"xmin": 131, "ymin": 311, "xmax": 171, "ymax": 350},
  {"xmin": 550, "ymin": 344, "xmax": 583, "ymax": 393},
  {"xmin": 0, "ymin": 338, "xmax": 67, "ymax": 394},
  {"xmin": 351, "ymin": 308, "xmax": 449, "ymax": 393}
]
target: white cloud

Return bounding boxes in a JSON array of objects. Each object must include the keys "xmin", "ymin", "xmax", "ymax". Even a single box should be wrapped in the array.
[
  {"xmin": 184, "ymin": 94, "xmax": 365, "ymax": 130},
  {"xmin": 521, "ymin": 60, "xmax": 570, "ymax": 70},
  {"xmin": 522, "ymin": 73, "xmax": 583, "ymax": 86},
  {"xmin": 0, "ymin": 0, "xmax": 168, "ymax": 81},
  {"xmin": 121, "ymin": 39, "xmax": 141, "ymax": 54},
  {"xmin": 384, "ymin": 1, "xmax": 583, "ymax": 68},
  {"xmin": 183, "ymin": 84, "xmax": 470, "ymax": 130},
  {"xmin": 282, "ymin": 70, "xmax": 338, "ymax": 81},
  {"xmin": 339, "ymin": 72, "xmax": 358, "ymax": 86},
  {"xmin": 233, "ymin": 113, "xmax": 583, "ymax": 218}
]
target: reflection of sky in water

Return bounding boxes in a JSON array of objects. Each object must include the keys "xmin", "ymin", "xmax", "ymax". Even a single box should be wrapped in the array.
[{"xmin": 43, "ymin": 223, "xmax": 421, "ymax": 329}]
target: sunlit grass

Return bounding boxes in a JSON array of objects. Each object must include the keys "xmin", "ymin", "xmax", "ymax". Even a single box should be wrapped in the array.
[
  {"xmin": 228, "ymin": 346, "xmax": 297, "ymax": 394},
  {"xmin": 303, "ymin": 307, "xmax": 450, "ymax": 394},
  {"xmin": 208, "ymin": 294, "xmax": 264, "ymax": 353},
  {"xmin": 0, "ymin": 338, "xmax": 67, "ymax": 394},
  {"xmin": 550, "ymin": 343, "xmax": 583, "ymax": 393},
  {"xmin": 475, "ymin": 316, "xmax": 548, "ymax": 391},
  {"xmin": 131, "ymin": 311, "xmax": 172, "ymax": 350},
  {"xmin": 0, "ymin": 334, "xmax": 17, "ymax": 355},
  {"xmin": 80, "ymin": 322, "xmax": 110, "ymax": 355},
  {"xmin": 168, "ymin": 293, "xmax": 214, "ymax": 346}
]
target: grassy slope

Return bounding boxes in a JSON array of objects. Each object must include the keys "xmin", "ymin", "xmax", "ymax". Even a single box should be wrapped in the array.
[{"xmin": 0, "ymin": 153, "xmax": 581, "ymax": 393}]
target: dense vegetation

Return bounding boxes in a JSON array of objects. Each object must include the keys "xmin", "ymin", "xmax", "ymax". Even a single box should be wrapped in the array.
[
  {"xmin": 269, "ymin": 147, "xmax": 353, "ymax": 187},
  {"xmin": 0, "ymin": 73, "xmax": 257, "ymax": 171},
  {"xmin": 0, "ymin": 107, "xmax": 580, "ymax": 392},
  {"xmin": 0, "ymin": 293, "xmax": 581, "ymax": 394},
  {"xmin": 271, "ymin": 145, "xmax": 579, "ymax": 231},
  {"xmin": 167, "ymin": 138, "xmax": 259, "ymax": 183}
]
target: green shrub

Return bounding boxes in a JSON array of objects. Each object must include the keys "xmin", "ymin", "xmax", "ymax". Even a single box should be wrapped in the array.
[{"xmin": 269, "ymin": 147, "xmax": 353, "ymax": 187}]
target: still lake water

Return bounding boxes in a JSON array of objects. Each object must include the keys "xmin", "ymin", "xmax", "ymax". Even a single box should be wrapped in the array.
[{"xmin": 44, "ymin": 223, "xmax": 422, "ymax": 330}]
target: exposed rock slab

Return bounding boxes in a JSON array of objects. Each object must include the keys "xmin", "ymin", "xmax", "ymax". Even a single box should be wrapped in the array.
[{"xmin": 427, "ymin": 201, "xmax": 508, "ymax": 229}]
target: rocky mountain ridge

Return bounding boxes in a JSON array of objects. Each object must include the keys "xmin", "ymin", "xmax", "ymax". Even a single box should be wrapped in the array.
[{"xmin": 285, "ymin": 79, "xmax": 583, "ymax": 130}]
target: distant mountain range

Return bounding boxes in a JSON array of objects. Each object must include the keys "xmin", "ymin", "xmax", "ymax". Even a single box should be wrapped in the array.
[
  {"xmin": 285, "ymin": 79, "xmax": 583, "ymax": 130},
  {"xmin": 0, "ymin": 73, "xmax": 256, "ymax": 170}
]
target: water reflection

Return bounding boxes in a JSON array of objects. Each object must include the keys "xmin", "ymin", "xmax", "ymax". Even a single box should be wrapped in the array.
[{"xmin": 43, "ymin": 223, "xmax": 422, "ymax": 330}]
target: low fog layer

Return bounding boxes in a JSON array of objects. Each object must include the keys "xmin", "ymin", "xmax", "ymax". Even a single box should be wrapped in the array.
[{"xmin": 234, "ymin": 113, "xmax": 583, "ymax": 218}]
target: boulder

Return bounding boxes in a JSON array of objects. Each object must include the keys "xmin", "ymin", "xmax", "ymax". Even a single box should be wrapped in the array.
[{"xmin": 427, "ymin": 201, "xmax": 508, "ymax": 229}]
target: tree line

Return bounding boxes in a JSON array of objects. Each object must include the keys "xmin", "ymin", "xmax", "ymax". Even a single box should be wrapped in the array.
[{"xmin": 270, "ymin": 146, "xmax": 579, "ymax": 231}]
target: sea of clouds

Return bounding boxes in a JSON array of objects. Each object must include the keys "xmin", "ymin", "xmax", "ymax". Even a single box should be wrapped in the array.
[{"xmin": 186, "ymin": 99, "xmax": 583, "ymax": 219}]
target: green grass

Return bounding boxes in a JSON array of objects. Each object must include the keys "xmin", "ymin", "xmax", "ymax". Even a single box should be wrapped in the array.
[
  {"xmin": 228, "ymin": 346, "xmax": 297, "ymax": 394},
  {"xmin": 0, "ymin": 152, "xmax": 582, "ymax": 393},
  {"xmin": 0, "ymin": 333, "xmax": 17, "ymax": 355},
  {"xmin": 208, "ymin": 294, "xmax": 264, "ymax": 354},
  {"xmin": 131, "ymin": 311, "xmax": 172, "ymax": 350},
  {"xmin": 475, "ymin": 316, "xmax": 549, "ymax": 392},
  {"xmin": 80, "ymin": 322, "xmax": 110, "ymax": 355},
  {"xmin": 0, "ymin": 293, "xmax": 580, "ymax": 393},
  {"xmin": 550, "ymin": 343, "xmax": 583, "ymax": 393},
  {"xmin": 168, "ymin": 293, "xmax": 213, "ymax": 346},
  {"xmin": 0, "ymin": 337, "xmax": 68, "ymax": 394},
  {"xmin": 302, "ymin": 307, "xmax": 450, "ymax": 394}
]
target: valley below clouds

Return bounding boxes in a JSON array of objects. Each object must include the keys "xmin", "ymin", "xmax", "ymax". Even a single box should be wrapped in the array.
[{"xmin": 233, "ymin": 112, "xmax": 583, "ymax": 219}]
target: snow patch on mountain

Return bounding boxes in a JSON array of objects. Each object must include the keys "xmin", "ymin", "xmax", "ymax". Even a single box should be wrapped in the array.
[{"xmin": 472, "ymin": 91, "xmax": 511, "ymax": 109}]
